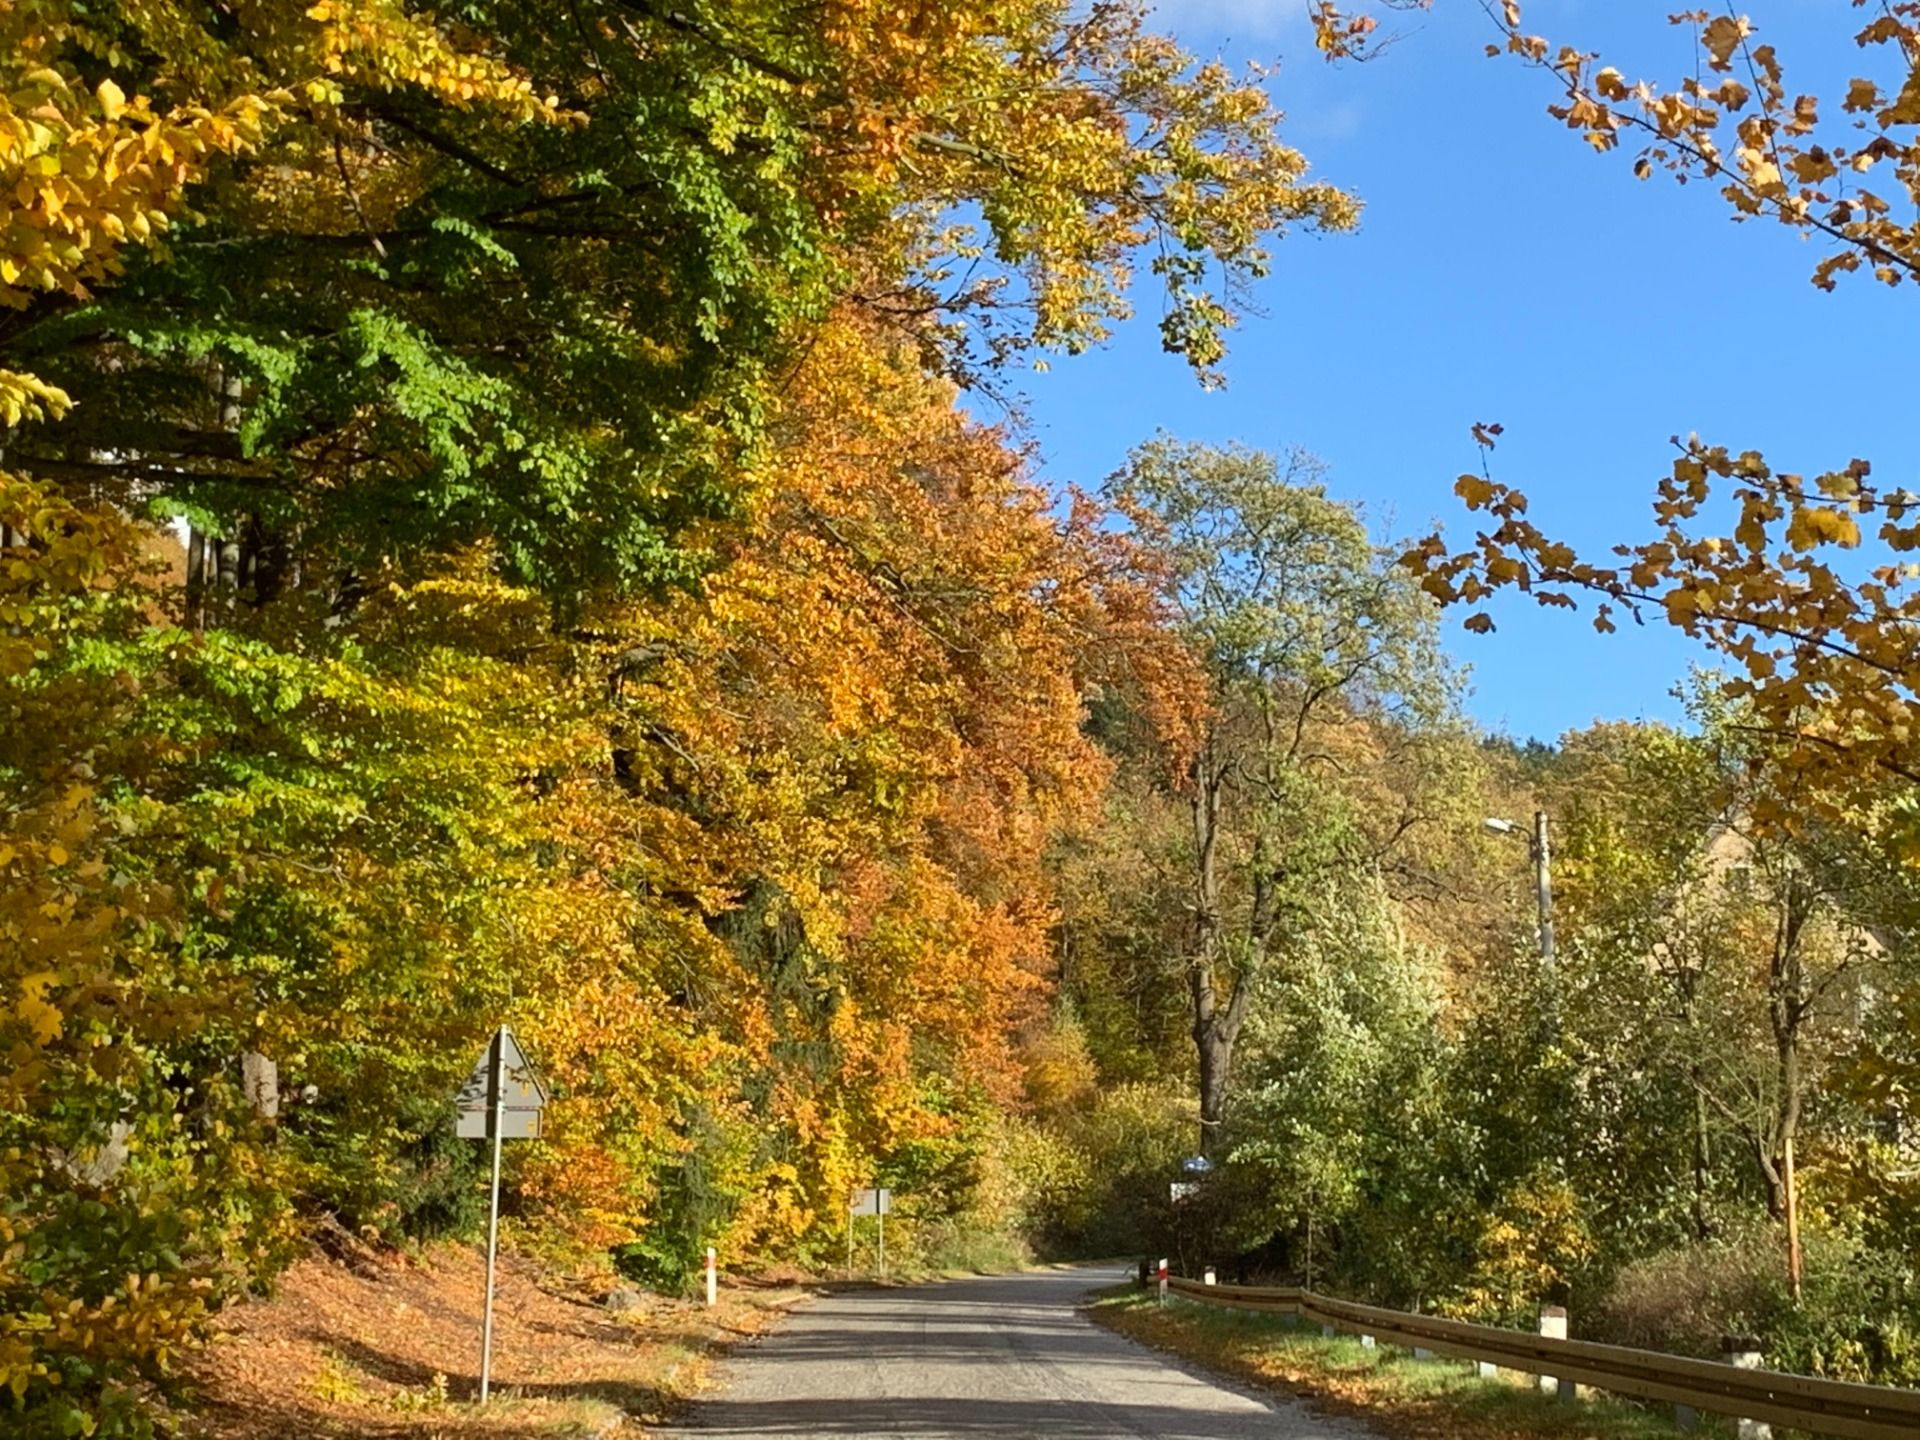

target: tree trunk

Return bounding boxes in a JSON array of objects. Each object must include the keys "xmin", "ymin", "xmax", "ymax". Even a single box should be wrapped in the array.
[
  {"xmin": 1188, "ymin": 734, "xmax": 1230, "ymax": 1158},
  {"xmin": 1195, "ymin": 1019, "xmax": 1234, "ymax": 1159},
  {"xmin": 186, "ymin": 527, "xmax": 207, "ymax": 628}
]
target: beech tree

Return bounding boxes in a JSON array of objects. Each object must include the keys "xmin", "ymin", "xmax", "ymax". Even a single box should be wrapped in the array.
[{"xmin": 6, "ymin": 0, "xmax": 1360, "ymax": 599}]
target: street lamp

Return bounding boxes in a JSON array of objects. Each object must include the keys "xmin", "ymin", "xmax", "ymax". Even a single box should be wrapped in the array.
[
  {"xmin": 1485, "ymin": 809, "xmax": 1555, "ymax": 986},
  {"xmin": 1489, "ymin": 808, "xmax": 1570, "ymax": 1202}
]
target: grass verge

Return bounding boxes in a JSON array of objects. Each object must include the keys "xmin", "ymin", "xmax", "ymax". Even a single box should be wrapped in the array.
[{"xmin": 1089, "ymin": 1287, "xmax": 1731, "ymax": 1440}]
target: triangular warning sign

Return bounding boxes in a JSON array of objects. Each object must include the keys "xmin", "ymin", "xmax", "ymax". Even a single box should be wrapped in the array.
[{"xmin": 455, "ymin": 1025, "xmax": 549, "ymax": 1139}]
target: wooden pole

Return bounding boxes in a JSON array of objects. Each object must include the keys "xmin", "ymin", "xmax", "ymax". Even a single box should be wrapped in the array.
[{"xmin": 1783, "ymin": 1135, "xmax": 1803, "ymax": 1301}]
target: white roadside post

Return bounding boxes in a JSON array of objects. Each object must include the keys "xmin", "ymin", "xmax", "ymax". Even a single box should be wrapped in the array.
[
  {"xmin": 1538, "ymin": 1305, "xmax": 1574, "ymax": 1402},
  {"xmin": 1726, "ymin": 1338, "xmax": 1771, "ymax": 1440},
  {"xmin": 454, "ymin": 1025, "xmax": 549, "ymax": 1407},
  {"xmin": 706, "ymin": 1247, "xmax": 717, "ymax": 1307},
  {"xmin": 1156, "ymin": 1257, "xmax": 1168, "ymax": 1307}
]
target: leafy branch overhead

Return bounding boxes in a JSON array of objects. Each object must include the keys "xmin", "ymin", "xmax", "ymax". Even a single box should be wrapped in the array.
[
  {"xmin": 1312, "ymin": 3, "xmax": 1920, "ymax": 288},
  {"xmin": 1405, "ymin": 428, "xmax": 1920, "ymax": 827}
]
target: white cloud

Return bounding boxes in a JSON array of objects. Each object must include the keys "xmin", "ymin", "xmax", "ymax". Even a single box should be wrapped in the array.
[
  {"xmin": 1147, "ymin": 0, "xmax": 1312, "ymax": 45},
  {"xmin": 1296, "ymin": 98, "xmax": 1365, "ymax": 141}
]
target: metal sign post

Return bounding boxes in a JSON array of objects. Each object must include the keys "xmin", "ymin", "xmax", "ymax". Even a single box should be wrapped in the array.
[
  {"xmin": 848, "ymin": 1187, "xmax": 892, "ymax": 1280},
  {"xmin": 454, "ymin": 1025, "xmax": 547, "ymax": 1405},
  {"xmin": 480, "ymin": 1040, "xmax": 504, "ymax": 1405}
]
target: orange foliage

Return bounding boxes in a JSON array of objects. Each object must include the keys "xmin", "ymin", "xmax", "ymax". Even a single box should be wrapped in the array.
[{"xmin": 529, "ymin": 311, "xmax": 1198, "ymax": 1256}]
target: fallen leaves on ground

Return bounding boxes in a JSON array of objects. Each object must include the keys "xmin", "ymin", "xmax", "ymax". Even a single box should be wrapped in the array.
[{"xmin": 179, "ymin": 1237, "xmax": 802, "ymax": 1439}]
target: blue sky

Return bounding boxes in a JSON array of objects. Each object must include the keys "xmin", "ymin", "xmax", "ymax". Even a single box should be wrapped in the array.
[{"xmin": 1016, "ymin": 1, "xmax": 1915, "ymax": 744}]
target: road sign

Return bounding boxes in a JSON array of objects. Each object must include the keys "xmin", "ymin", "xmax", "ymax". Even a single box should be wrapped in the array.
[
  {"xmin": 456, "ymin": 1026, "xmax": 548, "ymax": 1139},
  {"xmin": 849, "ymin": 1187, "xmax": 892, "ymax": 1216},
  {"xmin": 455, "ymin": 1025, "xmax": 548, "ymax": 1405},
  {"xmin": 848, "ymin": 1188, "xmax": 893, "ymax": 1280}
]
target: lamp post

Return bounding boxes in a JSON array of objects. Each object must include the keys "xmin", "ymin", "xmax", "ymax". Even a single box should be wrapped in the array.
[
  {"xmin": 1485, "ymin": 810, "xmax": 1554, "ymax": 968},
  {"xmin": 1486, "ymin": 810, "xmax": 1555, "ymax": 1023},
  {"xmin": 1488, "ymin": 806, "xmax": 1574, "ymax": 1218}
]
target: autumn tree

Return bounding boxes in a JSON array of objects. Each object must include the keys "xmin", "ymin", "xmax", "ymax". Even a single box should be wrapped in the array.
[
  {"xmin": 1105, "ymin": 437, "xmax": 1458, "ymax": 1157},
  {"xmin": 5, "ymin": 0, "xmax": 1358, "ymax": 599},
  {"xmin": 576, "ymin": 312, "xmax": 1196, "ymax": 1272},
  {"xmin": 2, "ymin": 4, "xmax": 1364, "ymax": 1430}
]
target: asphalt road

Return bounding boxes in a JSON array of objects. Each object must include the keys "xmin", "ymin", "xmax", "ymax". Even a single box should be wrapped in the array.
[{"xmin": 662, "ymin": 1265, "xmax": 1380, "ymax": 1438}]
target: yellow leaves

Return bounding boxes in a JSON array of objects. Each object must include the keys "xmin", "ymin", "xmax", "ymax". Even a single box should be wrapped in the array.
[
  {"xmin": 0, "ymin": 370, "xmax": 72, "ymax": 427},
  {"xmin": 1786, "ymin": 504, "xmax": 1862, "ymax": 551},
  {"xmin": 1789, "ymin": 146, "xmax": 1837, "ymax": 185},
  {"xmin": 1701, "ymin": 15, "xmax": 1750, "ymax": 72},
  {"xmin": 1594, "ymin": 67, "xmax": 1630, "ymax": 102},
  {"xmin": 0, "ymin": 0, "xmax": 565, "ymax": 323},
  {"xmin": 1483, "ymin": 554, "xmax": 1526, "ymax": 585},
  {"xmin": 1454, "ymin": 474, "xmax": 1497, "ymax": 509},
  {"xmin": 1815, "ymin": 462, "xmax": 1868, "ymax": 500},
  {"xmin": 1308, "ymin": 3, "xmax": 1378, "ymax": 60},
  {"xmin": 1736, "ymin": 145, "xmax": 1784, "ymax": 195},
  {"xmin": 15, "ymin": 973, "xmax": 63, "ymax": 1047}
]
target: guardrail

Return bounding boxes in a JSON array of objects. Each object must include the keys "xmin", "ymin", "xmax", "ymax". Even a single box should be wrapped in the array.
[{"xmin": 1164, "ymin": 1275, "xmax": 1920, "ymax": 1440}]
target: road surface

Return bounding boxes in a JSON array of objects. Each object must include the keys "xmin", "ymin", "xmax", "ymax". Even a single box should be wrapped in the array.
[{"xmin": 664, "ymin": 1265, "xmax": 1379, "ymax": 1438}]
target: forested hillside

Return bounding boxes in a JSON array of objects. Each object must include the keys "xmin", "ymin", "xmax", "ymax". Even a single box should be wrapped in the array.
[{"xmin": 5, "ymin": 3, "xmax": 1920, "ymax": 1437}]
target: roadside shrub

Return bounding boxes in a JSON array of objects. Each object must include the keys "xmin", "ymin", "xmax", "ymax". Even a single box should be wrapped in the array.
[
  {"xmin": 1590, "ymin": 1221, "xmax": 1920, "ymax": 1384},
  {"xmin": 292, "ymin": 1096, "xmax": 487, "ymax": 1245},
  {"xmin": 1026, "ymin": 1081, "xmax": 1190, "ymax": 1259}
]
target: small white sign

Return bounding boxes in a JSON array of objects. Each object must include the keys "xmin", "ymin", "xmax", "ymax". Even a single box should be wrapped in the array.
[{"xmin": 849, "ymin": 1187, "xmax": 892, "ymax": 1216}]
